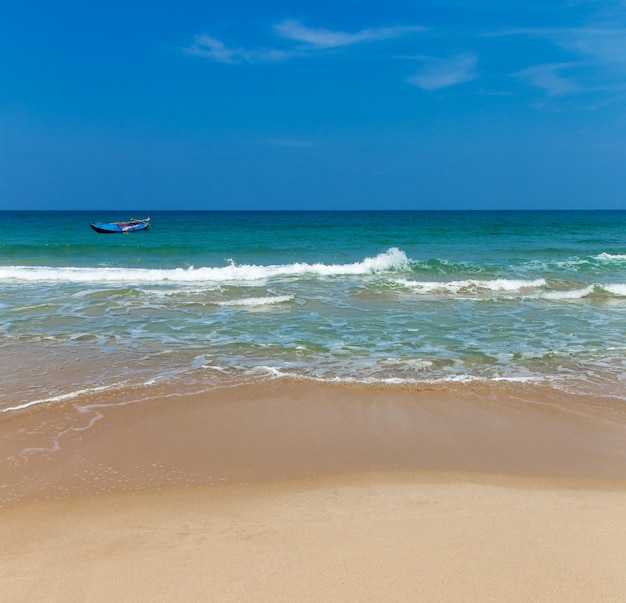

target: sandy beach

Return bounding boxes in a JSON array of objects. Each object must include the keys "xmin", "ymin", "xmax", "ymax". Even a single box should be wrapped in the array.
[{"xmin": 2, "ymin": 379, "xmax": 626, "ymax": 601}]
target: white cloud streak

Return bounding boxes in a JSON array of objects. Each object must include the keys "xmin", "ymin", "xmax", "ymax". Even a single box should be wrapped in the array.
[
  {"xmin": 553, "ymin": 27, "xmax": 626, "ymax": 74},
  {"xmin": 495, "ymin": 25, "xmax": 626, "ymax": 96},
  {"xmin": 408, "ymin": 54, "xmax": 478, "ymax": 90},
  {"xmin": 514, "ymin": 62, "xmax": 581, "ymax": 96},
  {"xmin": 183, "ymin": 20, "xmax": 425, "ymax": 64},
  {"xmin": 273, "ymin": 20, "xmax": 425, "ymax": 49},
  {"xmin": 183, "ymin": 34, "xmax": 294, "ymax": 64},
  {"xmin": 499, "ymin": 26, "xmax": 626, "ymax": 73}
]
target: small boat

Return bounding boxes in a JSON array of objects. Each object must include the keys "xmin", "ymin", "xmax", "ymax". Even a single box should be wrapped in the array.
[{"xmin": 90, "ymin": 217, "xmax": 150, "ymax": 234}]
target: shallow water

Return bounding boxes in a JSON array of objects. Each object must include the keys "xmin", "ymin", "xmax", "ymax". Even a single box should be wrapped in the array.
[{"xmin": 2, "ymin": 210, "xmax": 626, "ymax": 412}]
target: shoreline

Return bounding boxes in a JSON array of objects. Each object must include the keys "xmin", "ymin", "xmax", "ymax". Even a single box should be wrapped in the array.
[{"xmin": 3, "ymin": 378, "xmax": 626, "ymax": 506}]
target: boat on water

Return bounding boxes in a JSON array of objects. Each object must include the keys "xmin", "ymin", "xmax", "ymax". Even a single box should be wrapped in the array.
[{"xmin": 90, "ymin": 217, "xmax": 150, "ymax": 234}]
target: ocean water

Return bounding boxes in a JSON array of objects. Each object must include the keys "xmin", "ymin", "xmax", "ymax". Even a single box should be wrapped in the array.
[{"xmin": 2, "ymin": 210, "xmax": 626, "ymax": 413}]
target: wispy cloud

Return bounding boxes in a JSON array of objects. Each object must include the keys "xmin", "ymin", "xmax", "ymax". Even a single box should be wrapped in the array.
[
  {"xmin": 183, "ymin": 34, "xmax": 294, "ymax": 64},
  {"xmin": 273, "ymin": 20, "xmax": 425, "ymax": 50},
  {"xmin": 514, "ymin": 62, "xmax": 581, "ymax": 96},
  {"xmin": 184, "ymin": 35, "xmax": 241, "ymax": 63},
  {"xmin": 498, "ymin": 26, "xmax": 626, "ymax": 72},
  {"xmin": 183, "ymin": 20, "xmax": 425, "ymax": 64},
  {"xmin": 494, "ymin": 24, "xmax": 626, "ymax": 97},
  {"xmin": 552, "ymin": 27, "xmax": 626, "ymax": 74},
  {"xmin": 407, "ymin": 54, "xmax": 478, "ymax": 90}
]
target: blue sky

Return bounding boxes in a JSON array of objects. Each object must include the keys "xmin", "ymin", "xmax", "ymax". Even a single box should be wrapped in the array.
[{"xmin": 2, "ymin": 0, "xmax": 626, "ymax": 210}]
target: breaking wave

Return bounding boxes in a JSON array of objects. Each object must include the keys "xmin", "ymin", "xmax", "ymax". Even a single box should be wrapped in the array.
[{"xmin": 0, "ymin": 248, "xmax": 410, "ymax": 284}]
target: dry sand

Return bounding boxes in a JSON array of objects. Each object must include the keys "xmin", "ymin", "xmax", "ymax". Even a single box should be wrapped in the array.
[
  {"xmin": 2, "ymin": 379, "xmax": 626, "ymax": 601},
  {"xmin": 3, "ymin": 474, "xmax": 626, "ymax": 602}
]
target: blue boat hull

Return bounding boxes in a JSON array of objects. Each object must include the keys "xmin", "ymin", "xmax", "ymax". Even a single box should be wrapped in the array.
[{"xmin": 90, "ymin": 218, "xmax": 150, "ymax": 233}]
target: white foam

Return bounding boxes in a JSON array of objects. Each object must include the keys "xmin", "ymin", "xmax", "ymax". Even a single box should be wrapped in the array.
[
  {"xmin": 245, "ymin": 367, "xmax": 541, "ymax": 386},
  {"xmin": 538, "ymin": 285, "xmax": 595, "ymax": 300},
  {"xmin": 0, "ymin": 384, "xmax": 124, "ymax": 413},
  {"xmin": 0, "ymin": 248, "xmax": 409, "ymax": 284},
  {"xmin": 217, "ymin": 295, "xmax": 294, "ymax": 307},
  {"xmin": 603, "ymin": 284, "xmax": 626, "ymax": 296},
  {"xmin": 595, "ymin": 252, "xmax": 626, "ymax": 262},
  {"xmin": 395, "ymin": 277, "xmax": 546, "ymax": 294}
]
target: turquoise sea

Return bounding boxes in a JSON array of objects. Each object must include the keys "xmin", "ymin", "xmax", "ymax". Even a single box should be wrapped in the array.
[{"xmin": 3, "ymin": 210, "xmax": 626, "ymax": 413}]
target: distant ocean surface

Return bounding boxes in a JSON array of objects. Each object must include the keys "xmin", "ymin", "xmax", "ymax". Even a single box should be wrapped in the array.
[{"xmin": 3, "ymin": 210, "xmax": 626, "ymax": 413}]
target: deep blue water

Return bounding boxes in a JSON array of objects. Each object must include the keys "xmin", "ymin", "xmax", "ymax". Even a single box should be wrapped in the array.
[{"xmin": 3, "ymin": 210, "xmax": 626, "ymax": 410}]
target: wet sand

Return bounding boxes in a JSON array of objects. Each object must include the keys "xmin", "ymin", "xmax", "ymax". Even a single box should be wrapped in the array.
[{"xmin": 2, "ymin": 379, "xmax": 626, "ymax": 600}]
